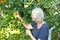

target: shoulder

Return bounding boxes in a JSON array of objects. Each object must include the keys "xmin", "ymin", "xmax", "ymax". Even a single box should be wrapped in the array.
[{"xmin": 42, "ymin": 22, "xmax": 49, "ymax": 30}]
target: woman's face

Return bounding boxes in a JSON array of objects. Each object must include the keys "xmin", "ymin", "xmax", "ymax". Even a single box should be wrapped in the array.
[{"xmin": 31, "ymin": 14, "xmax": 35, "ymax": 21}]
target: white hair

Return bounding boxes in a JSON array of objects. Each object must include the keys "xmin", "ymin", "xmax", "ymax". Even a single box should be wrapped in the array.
[{"xmin": 32, "ymin": 7, "xmax": 44, "ymax": 22}]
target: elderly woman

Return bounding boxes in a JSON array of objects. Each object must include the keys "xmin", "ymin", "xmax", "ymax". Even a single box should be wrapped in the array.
[{"xmin": 16, "ymin": 7, "xmax": 49, "ymax": 40}]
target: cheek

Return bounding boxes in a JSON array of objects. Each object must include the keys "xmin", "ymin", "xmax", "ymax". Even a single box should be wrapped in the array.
[
  {"xmin": 31, "ymin": 14, "xmax": 35, "ymax": 20},
  {"xmin": 31, "ymin": 15, "xmax": 33, "ymax": 18},
  {"xmin": 32, "ymin": 18, "xmax": 36, "ymax": 21}
]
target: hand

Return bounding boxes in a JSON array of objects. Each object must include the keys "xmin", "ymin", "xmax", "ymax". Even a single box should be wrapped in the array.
[
  {"xmin": 26, "ymin": 29, "xmax": 32, "ymax": 36},
  {"xmin": 14, "ymin": 11, "xmax": 20, "ymax": 18},
  {"xmin": 26, "ymin": 29, "xmax": 36, "ymax": 40},
  {"xmin": 16, "ymin": 11, "xmax": 20, "ymax": 18},
  {"xmin": 15, "ymin": 11, "xmax": 22, "ymax": 20}
]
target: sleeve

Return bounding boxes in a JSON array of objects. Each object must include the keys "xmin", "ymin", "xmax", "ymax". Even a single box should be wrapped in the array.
[
  {"xmin": 38, "ymin": 25, "xmax": 49, "ymax": 40},
  {"xmin": 31, "ymin": 21, "xmax": 37, "ymax": 28}
]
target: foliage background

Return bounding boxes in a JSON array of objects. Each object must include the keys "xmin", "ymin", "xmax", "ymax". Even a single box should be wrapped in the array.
[{"xmin": 0, "ymin": 0, "xmax": 60, "ymax": 40}]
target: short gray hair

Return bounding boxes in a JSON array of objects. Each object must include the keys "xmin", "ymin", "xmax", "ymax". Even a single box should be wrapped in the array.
[{"xmin": 32, "ymin": 7, "xmax": 44, "ymax": 22}]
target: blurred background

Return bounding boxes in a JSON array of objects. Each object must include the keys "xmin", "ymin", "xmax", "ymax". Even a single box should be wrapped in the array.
[{"xmin": 0, "ymin": 0, "xmax": 60, "ymax": 40}]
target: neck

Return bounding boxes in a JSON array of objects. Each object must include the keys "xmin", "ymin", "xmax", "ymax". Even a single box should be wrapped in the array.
[{"xmin": 37, "ymin": 21, "xmax": 44, "ymax": 29}]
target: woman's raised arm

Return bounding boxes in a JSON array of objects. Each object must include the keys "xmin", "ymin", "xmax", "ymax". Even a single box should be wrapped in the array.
[{"xmin": 16, "ymin": 11, "xmax": 33, "ymax": 29}]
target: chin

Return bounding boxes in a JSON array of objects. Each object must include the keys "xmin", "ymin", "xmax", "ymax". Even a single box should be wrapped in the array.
[{"xmin": 32, "ymin": 19, "xmax": 35, "ymax": 21}]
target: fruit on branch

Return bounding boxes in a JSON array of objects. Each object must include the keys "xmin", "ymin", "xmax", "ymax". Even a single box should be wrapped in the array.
[
  {"xmin": 36, "ymin": 0, "xmax": 40, "ymax": 3},
  {"xmin": 1, "ymin": 0, "xmax": 6, "ymax": 4}
]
